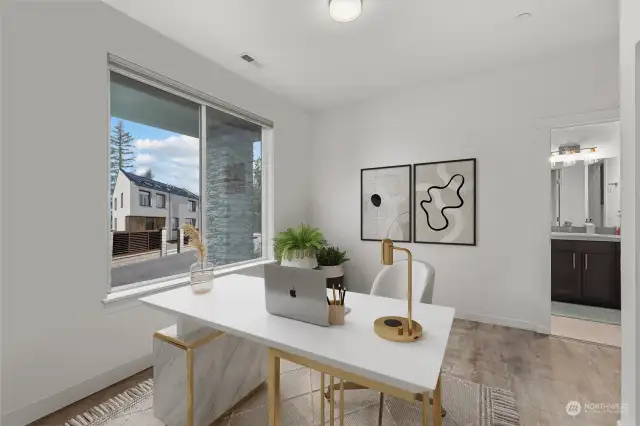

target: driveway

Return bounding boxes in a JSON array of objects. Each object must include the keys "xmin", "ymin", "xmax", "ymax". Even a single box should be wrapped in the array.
[{"xmin": 111, "ymin": 250, "xmax": 197, "ymax": 288}]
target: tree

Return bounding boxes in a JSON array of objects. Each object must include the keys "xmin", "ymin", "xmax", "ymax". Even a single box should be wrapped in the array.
[
  {"xmin": 253, "ymin": 157, "xmax": 262, "ymax": 233},
  {"xmin": 143, "ymin": 169, "xmax": 154, "ymax": 179},
  {"xmin": 110, "ymin": 120, "xmax": 136, "ymax": 189}
]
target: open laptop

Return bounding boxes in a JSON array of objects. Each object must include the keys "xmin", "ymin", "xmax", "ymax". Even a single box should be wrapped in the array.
[{"xmin": 264, "ymin": 264, "xmax": 330, "ymax": 326}]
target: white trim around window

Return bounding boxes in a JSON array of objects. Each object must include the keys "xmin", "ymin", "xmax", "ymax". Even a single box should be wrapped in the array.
[{"xmin": 106, "ymin": 54, "xmax": 274, "ymax": 297}]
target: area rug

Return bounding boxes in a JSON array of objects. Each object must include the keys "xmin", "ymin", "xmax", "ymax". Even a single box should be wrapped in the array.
[{"xmin": 63, "ymin": 368, "xmax": 519, "ymax": 426}]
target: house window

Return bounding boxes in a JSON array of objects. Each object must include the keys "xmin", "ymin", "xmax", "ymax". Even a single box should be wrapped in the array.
[
  {"xmin": 114, "ymin": 197, "xmax": 117, "ymax": 211},
  {"xmin": 139, "ymin": 190, "xmax": 151, "ymax": 207},
  {"xmin": 109, "ymin": 59, "xmax": 269, "ymax": 292},
  {"xmin": 144, "ymin": 217, "xmax": 156, "ymax": 230}
]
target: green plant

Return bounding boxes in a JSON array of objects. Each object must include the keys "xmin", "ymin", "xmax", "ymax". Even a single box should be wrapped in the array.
[
  {"xmin": 273, "ymin": 224, "xmax": 325, "ymax": 261},
  {"xmin": 317, "ymin": 245, "xmax": 349, "ymax": 266}
]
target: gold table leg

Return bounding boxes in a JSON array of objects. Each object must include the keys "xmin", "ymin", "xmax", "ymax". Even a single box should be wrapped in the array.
[
  {"xmin": 329, "ymin": 375, "xmax": 335, "ymax": 426},
  {"xmin": 320, "ymin": 372, "xmax": 325, "ymax": 425},
  {"xmin": 422, "ymin": 391, "xmax": 430, "ymax": 426},
  {"xmin": 432, "ymin": 374, "xmax": 443, "ymax": 426},
  {"xmin": 340, "ymin": 379, "xmax": 344, "ymax": 426},
  {"xmin": 268, "ymin": 349, "xmax": 281, "ymax": 426}
]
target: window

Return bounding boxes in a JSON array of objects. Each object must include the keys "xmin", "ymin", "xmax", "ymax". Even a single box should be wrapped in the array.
[
  {"xmin": 114, "ymin": 197, "xmax": 117, "ymax": 210},
  {"xmin": 144, "ymin": 217, "xmax": 156, "ymax": 230},
  {"xmin": 114, "ymin": 218, "xmax": 117, "ymax": 230},
  {"xmin": 109, "ymin": 58, "xmax": 269, "ymax": 292},
  {"xmin": 139, "ymin": 190, "xmax": 151, "ymax": 207}
]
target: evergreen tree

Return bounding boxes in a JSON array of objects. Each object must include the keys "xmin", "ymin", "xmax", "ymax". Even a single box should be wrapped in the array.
[
  {"xmin": 143, "ymin": 168, "xmax": 154, "ymax": 179},
  {"xmin": 110, "ymin": 120, "xmax": 136, "ymax": 189},
  {"xmin": 253, "ymin": 157, "xmax": 262, "ymax": 233}
]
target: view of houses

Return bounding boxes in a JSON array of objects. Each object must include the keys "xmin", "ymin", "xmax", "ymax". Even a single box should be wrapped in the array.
[{"xmin": 112, "ymin": 169, "xmax": 199, "ymax": 241}]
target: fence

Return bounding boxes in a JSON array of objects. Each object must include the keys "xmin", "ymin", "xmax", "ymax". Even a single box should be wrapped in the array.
[{"xmin": 113, "ymin": 230, "xmax": 162, "ymax": 257}]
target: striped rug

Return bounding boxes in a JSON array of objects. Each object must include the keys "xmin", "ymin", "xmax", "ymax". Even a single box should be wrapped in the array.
[{"xmin": 63, "ymin": 372, "xmax": 519, "ymax": 426}]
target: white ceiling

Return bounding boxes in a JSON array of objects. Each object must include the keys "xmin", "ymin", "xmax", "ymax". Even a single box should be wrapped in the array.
[{"xmin": 104, "ymin": 0, "xmax": 618, "ymax": 110}]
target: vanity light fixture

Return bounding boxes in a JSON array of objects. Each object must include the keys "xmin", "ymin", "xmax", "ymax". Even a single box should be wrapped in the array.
[
  {"xmin": 374, "ymin": 239, "xmax": 423, "ymax": 343},
  {"xmin": 329, "ymin": 0, "xmax": 362, "ymax": 23}
]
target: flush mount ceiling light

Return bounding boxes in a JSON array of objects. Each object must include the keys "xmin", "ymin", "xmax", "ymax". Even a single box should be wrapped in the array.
[{"xmin": 329, "ymin": 0, "xmax": 362, "ymax": 23}]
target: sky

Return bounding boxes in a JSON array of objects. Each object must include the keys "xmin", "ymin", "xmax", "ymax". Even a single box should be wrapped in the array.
[{"xmin": 111, "ymin": 117, "xmax": 261, "ymax": 196}]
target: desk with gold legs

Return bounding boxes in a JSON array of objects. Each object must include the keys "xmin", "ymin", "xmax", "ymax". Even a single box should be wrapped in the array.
[
  {"xmin": 267, "ymin": 348, "xmax": 443, "ymax": 426},
  {"xmin": 141, "ymin": 275, "xmax": 455, "ymax": 426}
]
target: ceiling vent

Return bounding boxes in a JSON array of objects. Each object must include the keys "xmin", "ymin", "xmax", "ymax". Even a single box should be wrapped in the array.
[{"xmin": 240, "ymin": 53, "xmax": 262, "ymax": 68}]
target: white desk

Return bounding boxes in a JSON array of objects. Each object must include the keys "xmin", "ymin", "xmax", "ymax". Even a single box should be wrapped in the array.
[{"xmin": 141, "ymin": 274, "xmax": 455, "ymax": 426}]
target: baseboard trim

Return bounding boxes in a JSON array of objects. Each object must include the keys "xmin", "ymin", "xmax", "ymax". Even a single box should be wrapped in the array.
[
  {"xmin": 456, "ymin": 312, "xmax": 550, "ymax": 334},
  {"xmin": 2, "ymin": 354, "xmax": 152, "ymax": 426}
]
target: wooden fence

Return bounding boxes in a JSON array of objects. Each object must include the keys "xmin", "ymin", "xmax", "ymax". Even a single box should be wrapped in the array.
[{"xmin": 113, "ymin": 230, "xmax": 162, "ymax": 257}]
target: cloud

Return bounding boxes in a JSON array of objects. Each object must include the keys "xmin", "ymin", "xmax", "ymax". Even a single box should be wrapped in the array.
[{"xmin": 133, "ymin": 135, "xmax": 199, "ymax": 194}]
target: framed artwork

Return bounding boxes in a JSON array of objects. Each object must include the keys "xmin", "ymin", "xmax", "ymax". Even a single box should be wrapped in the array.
[
  {"xmin": 361, "ymin": 165, "xmax": 411, "ymax": 242},
  {"xmin": 413, "ymin": 158, "xmax": 476, "ymax": 245}
]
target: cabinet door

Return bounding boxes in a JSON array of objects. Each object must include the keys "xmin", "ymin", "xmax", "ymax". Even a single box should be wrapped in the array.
[
  {"xmin": 551, "ymin": 240, "xmax": 582, "ymax": 302},
  {"xmin": 580, "ymin": 241, "xmax": 619, "ymax": 308}
]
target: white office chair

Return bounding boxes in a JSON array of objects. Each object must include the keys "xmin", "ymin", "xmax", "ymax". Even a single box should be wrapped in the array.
[
  {"xmin": 371, "ymin": 259, "xmax": 435, "ymax": 304},
  {"xmin": 326, "ymin": 259, "xmax": 442, "ymax": 425}
]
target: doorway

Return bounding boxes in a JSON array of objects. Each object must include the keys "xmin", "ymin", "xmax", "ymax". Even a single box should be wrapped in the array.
[{"xmin": 548, "ymin": 118, "xmax": 621, "ymax": 346}]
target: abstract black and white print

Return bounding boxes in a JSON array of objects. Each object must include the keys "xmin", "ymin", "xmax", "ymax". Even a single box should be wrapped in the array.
[
  {"xmin": 414, "ymin": 159, "xmax": 476, "ymax": 245},
  {"xmin": 361, "ymin": 165, "xmax": 411, "ymax": 242}
]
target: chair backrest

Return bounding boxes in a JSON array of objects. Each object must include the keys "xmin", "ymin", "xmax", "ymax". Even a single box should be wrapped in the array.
[{"xmin": 370, "ymin": 259, "xmax": 435, "ymax": 304}]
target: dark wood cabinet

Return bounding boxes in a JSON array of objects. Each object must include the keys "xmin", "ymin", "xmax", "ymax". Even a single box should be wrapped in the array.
[{"xmin": 551, "ymin": 239, "xmax": 620, "ymax": 309}]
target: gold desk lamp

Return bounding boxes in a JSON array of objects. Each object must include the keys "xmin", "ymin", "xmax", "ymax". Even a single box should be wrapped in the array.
[{"xmin": 373, "ymin": 238, "xmax": 423, "ymax": 342}]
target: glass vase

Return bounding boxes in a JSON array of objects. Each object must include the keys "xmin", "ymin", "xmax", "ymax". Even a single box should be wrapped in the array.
[{"xmin": 190, "ymin": 260, "xmax": 214, "ymax": 294}]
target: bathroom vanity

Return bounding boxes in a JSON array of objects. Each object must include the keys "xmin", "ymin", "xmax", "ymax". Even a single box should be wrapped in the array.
[{"xmin": 551, "ymin": 233, "xmax": 621, "ymax": 309}]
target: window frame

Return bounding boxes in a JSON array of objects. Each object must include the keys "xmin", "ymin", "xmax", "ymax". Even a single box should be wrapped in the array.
[
  {"xmin": 188, "ymin": 199, "xmax": 197, "ymax": 212},
  {"xmin": 156, "ymin": 193, "xmax": 166, "ymax": 209},
  {"xmin": 107, "ymin": 56, "xmax": 273, "ymax": 295},
  {"xmin": 139, "ymin": 190, "xmax": 151, "ymax": 207}
]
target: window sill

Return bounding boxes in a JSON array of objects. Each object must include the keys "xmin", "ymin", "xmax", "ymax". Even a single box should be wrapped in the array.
[{"xmin": 103, "ymin": 258, "xmax": 275, "ymax": 308}]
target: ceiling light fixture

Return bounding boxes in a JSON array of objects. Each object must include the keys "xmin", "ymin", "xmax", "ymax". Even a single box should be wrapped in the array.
[{"xmin": 329, "ymin": 0, "xmax": 362, "ymax": 23}]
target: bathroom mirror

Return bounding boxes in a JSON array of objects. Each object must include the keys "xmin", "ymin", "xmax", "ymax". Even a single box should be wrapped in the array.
[{"xmin": 550, "ymin": 120, "xmax": 620, "ymax": 231}]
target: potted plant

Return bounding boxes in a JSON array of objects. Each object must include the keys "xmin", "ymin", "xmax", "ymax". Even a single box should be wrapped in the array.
[
  {"xmin": 317, "ymin": 245, "xmax": 349, "ymax": 277},
  {"xmin": 273, "ymin": 224, "xmax": 325, "ymax": 268}
]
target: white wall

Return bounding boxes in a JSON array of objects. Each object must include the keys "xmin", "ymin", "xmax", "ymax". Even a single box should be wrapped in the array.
[
  {"xmin": 1, "ymin": 2, "xmax": 309, "ymax": 424},
  {"xmin": 559, "ymin": 163, "xmax": 586, "ymax": 226},
  {"xmin": 112, "ymin": 172, "xmax": 131, "ymax": 231},
  {"xmin": 620, "ymin": 0, "xmax": 640, "ymax": 424},
  {"xmin": 605, "ymin": 157, "xmax": 621, "ymax": 228},
  {"xmin": 310, "ymin": 43, "xmax": 618, "ymax": 332}
]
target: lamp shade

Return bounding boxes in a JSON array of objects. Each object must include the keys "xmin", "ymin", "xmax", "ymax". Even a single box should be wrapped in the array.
[{"xmin": 329, "ymin": 0, "xmax": 362, "ymax": 22}]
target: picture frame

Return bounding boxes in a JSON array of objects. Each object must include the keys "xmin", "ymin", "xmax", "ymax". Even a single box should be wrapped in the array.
[
  {"xmin": 361, "ymin": 165, "xmax": 412, "ymax": 242},
  {"xmin": 413, "ymin": 158, "xmax": 477, "ymax": 246}
]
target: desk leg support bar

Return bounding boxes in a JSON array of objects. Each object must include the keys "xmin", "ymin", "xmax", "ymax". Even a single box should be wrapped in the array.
[{"xmin": 268, "ymin": 349, "xmax": 281, "ymax": 426}]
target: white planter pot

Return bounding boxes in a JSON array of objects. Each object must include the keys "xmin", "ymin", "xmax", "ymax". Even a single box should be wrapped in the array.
[
  {"xmin": 280, "ymin": 255, "xmax": 318, "ymax": 269},
  {"xmin": 320, "ymin": 265, "xmax": 344, "ymax": 279}
]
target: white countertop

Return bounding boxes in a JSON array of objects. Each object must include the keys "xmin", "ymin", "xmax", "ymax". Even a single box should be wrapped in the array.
[
  {"xmin": 551, "ymin": 232, "xmax": 621, "ymax": 242},
  {"xmin": 141, "ymin": 274, "xmax": 455, "ymax": 393}
]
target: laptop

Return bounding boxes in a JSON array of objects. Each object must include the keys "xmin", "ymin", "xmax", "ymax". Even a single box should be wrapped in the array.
[{"xmin": 264, "ymin": 264, "xmax": 330, "ymax": 326}]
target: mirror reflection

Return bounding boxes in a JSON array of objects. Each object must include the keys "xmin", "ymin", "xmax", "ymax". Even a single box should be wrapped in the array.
[{"xmin": 550, "ymin": 120, "xmax": 620, "ymax": 234}]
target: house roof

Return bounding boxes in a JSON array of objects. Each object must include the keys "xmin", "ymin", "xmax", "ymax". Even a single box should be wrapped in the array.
[{"xmin": 121, "ymin": 169, "xmax": 199, "ymax": 200}]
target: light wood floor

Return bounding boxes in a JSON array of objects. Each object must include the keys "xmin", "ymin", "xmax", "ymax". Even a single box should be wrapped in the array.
[{"xmin": 29, "ymin": 319, "xmax": 620, "ymax": 426}]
